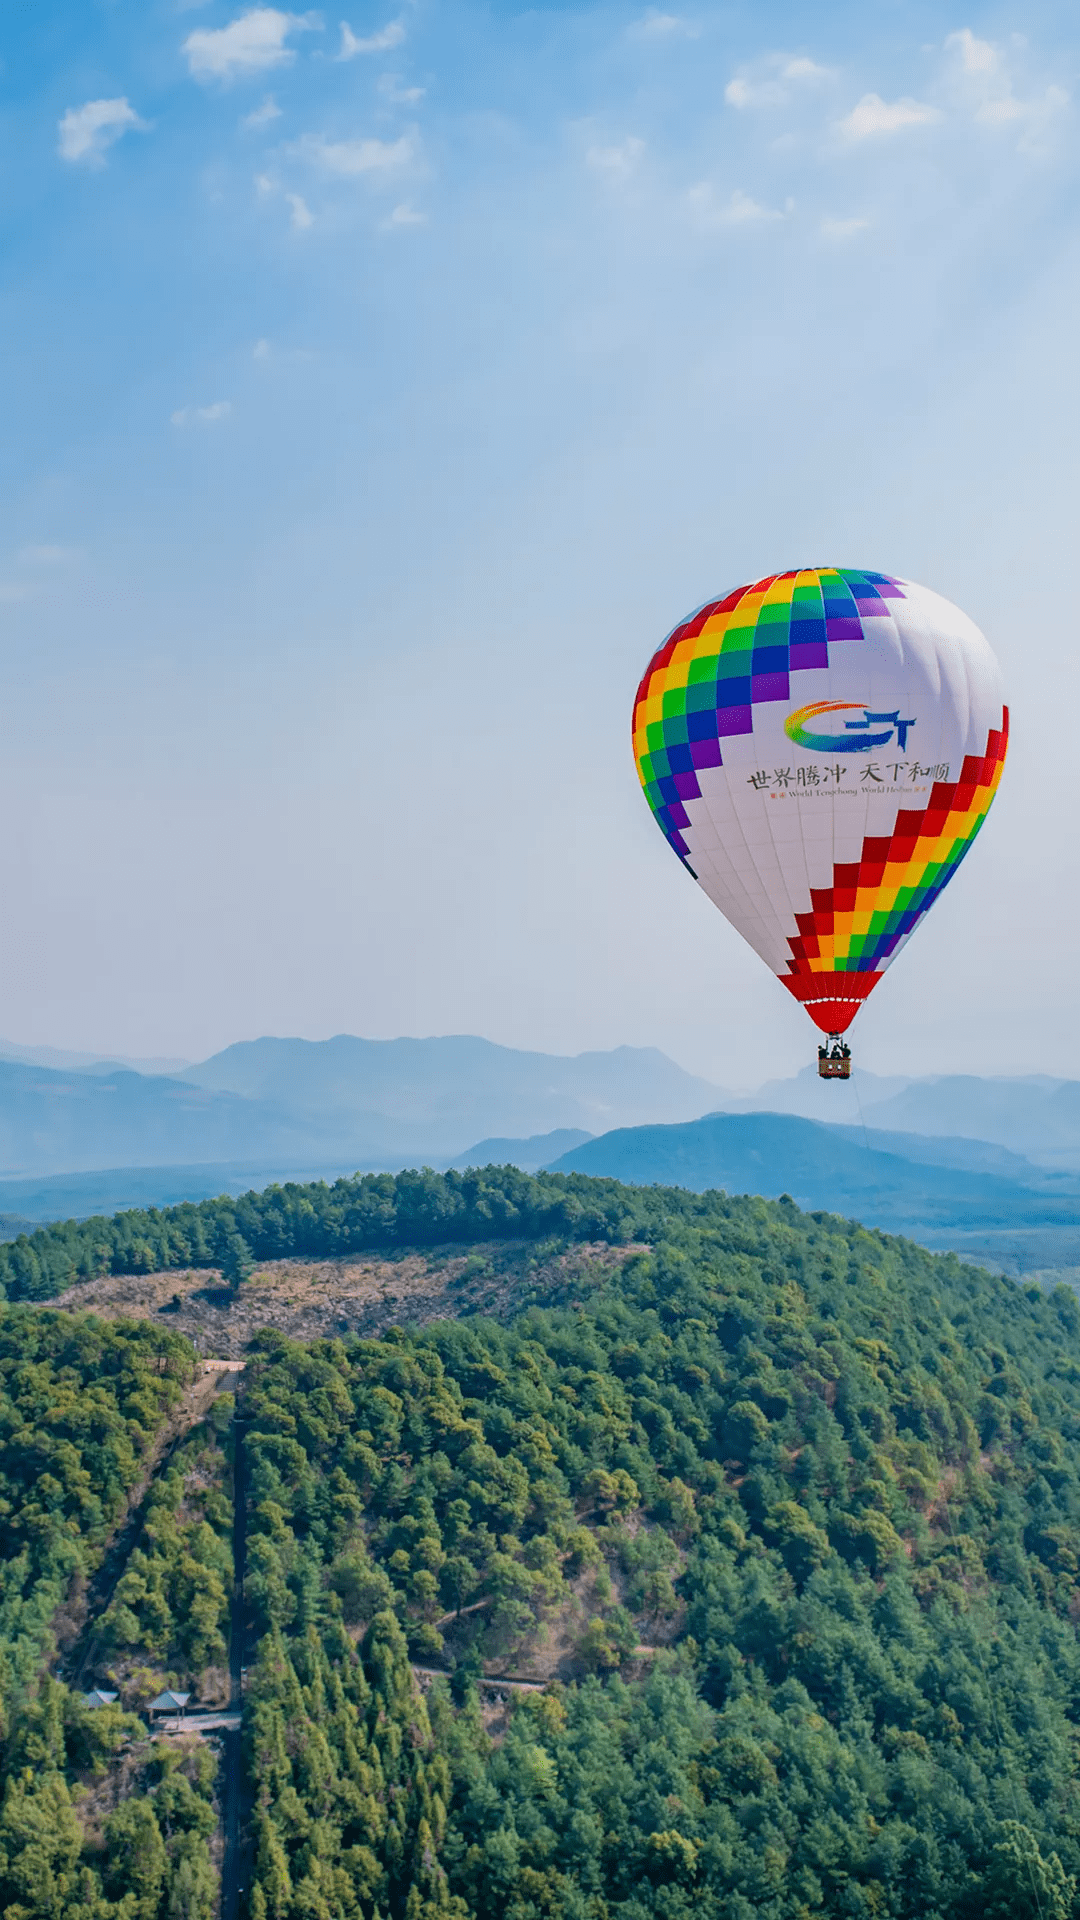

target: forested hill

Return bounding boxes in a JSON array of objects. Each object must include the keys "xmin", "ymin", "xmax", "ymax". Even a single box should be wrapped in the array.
[
  {"xmin": 235, "ymin": 1187, "xmax": 1080, "ymax": 1920},
  {"xmin": 0, "ymin": 1166, "xmax": 713, "ymax": 1300},
  {"xmin": 9, "ymin": 1171, "xmax": 1080, "ymax": 1916}
]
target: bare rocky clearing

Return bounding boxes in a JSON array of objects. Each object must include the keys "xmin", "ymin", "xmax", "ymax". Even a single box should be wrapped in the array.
[{"xmin": 43, "ymin": 1239, "xmax": 644, "ymax": 1357}]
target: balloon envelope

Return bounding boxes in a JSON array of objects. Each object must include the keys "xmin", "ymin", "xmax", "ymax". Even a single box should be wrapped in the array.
[{"xmin": 632, "ymin": 569, "xmax": 1008, "ymax": 1033}]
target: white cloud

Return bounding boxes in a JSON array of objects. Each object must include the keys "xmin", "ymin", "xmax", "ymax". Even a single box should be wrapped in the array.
[
  {"xmin": 253, "ymin": 339, "xmax": 272, "ymax": 360},
  {"xmin": 586, "ymin": 137, "xmax": 644, "ymax": 180},
  {"xmin": 946, "ymin": 27, "xmax": 997, "ymax": 75},
  {"xmin": 252, "ymin": 174, "xmax": 315, "ymax": 225},
  {"xmin": 687, "ymin": 183, "xmax": 787, "ymax": 227},
  {"xmin": 290, "ymin": 132, "xmax": 413, "ymax": 174},
  {"xmin": 183, "ymin": 9, "xmax": 319, "ymax": 82},
  {"xmin": 241, "ymin": 94, "xmax": 282, "ymax": 129},
  {"xmin": 338, "ymin": 18, "xmax": 405, "ymax": 58},
  {"xmin": 385, "ymin": 201, "xmax": 425, "ymax": 225},
  {"xmin": 821, "ymin": 215, "xmax": 870, "ymax": 240},
  {"xmin": 725, "ymin": 76, "xmax": 782, "ymax": 108},
  {"xmin": 838, "ymin": 93, "xmax": 941, "ymax": 139},
  {"xmin": 57, "ymin": 97, "xmax": 146, "ymax": 166},
  {"xmin": 628, "ymin": 11, "xmax": 697, "ymax": 39},
  {"xmin": 978, "ymin": 82, "xmax": 1068, "ymax": 140},
  {"xmin": 725, "ymin": 56, "xmax": 830, "ymax": 108},
  {"xmin": 983, "ymin": 85, "xmax": 1060, "ymax": 125},
  {"xmin": 941, "ymin": 29, "xmax": 1069, "ymax": 142},
  {"xmin": 378, "ymin": 74, "xmax": 424, "ymax": 104},
  {"xmin": 171, "ymin": 401, "xmax": 232, "ymax": 426}
]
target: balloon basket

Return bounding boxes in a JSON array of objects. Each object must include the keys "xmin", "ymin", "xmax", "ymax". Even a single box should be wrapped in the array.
[{"xmin": 818, "ymin": 1035, "xmax": 851, "ymax": 1080}]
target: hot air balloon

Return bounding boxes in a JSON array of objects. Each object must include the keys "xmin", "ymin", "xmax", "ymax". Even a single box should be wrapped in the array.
[{"xmin": 632, "ymin": 569, "xmax": 1008, "ymax": 1079}]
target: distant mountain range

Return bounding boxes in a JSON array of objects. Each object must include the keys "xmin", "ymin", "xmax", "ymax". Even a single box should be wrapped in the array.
[
  {"xmin": 545, "ymin": 1111, "xmax": 1079, "ymax": 1221},
  {"xmin": 0, "ymin": 1062, "xmax": 329, "ymax": 1177},
  {"xmin": 544, "ymin": 1112, "xmax": 1080, "ymax": 1273},
  {"xmin": 0, "ymin": 1126, "xmax": 597, "ymax": 1233},
  {"xmin": 724, "ymin": 1065, "xmax": 1080, "ymax": 1170},
  {"xmin": 446, "ymin": 1129, "xmax": 593, "ymax": 1173},
  {"xmin": 3, "ymin": 1031, "xmax": 1078, "ymax": 1170},
  {"xmin": 0, "ymin": 1038, "xmax": 190, "ymax": 1075},
  {"xmin": 0, "ymin": 1161, "xmax": 367, "ymax": 1232},
  {"xmin": 863, "ymin": 1076, "xmax": 1080, "ymax": 1167},
  {"xmin": 0, "ymin": 1037, "xmax": 722, "ymax": 1180},
  {"xmin": 0, "ymin": 1031, "xmax": 1075, "ymax": 1281},
  {"xmin": 179, "ymin": 1034, "xmax": 723, "ymax": 1152}
]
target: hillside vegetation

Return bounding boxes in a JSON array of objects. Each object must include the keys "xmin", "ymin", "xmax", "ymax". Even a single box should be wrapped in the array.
[
  {"xmin": 0, "ymin": 1310, "xmax": 193, "ymax": 1706},
  {"xmin": 0, "ymin": 1309, "xmax": 224, "ymax": 1919},
  {"xmin": 5, "ymin": 1173, "xmax": 1080, "ymax": 1918},
  {"xmin": 226, "ymin": 1179, "xmax": 1080, "ymax": 1920}
]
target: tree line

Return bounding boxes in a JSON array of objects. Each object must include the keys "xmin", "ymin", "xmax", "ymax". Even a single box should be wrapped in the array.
[{"xmin": 0, "ymin": 1166, "xmax": 707, "ymax": 1301}]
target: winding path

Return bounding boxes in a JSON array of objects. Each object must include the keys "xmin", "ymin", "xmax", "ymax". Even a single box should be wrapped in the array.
[{"xmin": 64, "ymin": 1363, "xmax": 242, "ymax": 1690}]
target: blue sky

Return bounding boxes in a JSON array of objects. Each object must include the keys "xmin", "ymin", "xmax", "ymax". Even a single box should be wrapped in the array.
[{"xmin": 0, "ymin": 0, "xmax": 1077, "ymax": 1085}]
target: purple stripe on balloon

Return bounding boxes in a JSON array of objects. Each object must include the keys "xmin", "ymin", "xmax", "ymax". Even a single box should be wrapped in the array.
[
  {"xmin": 826, "ymin": 616, "xmax": 863, "ymax": 642},
  {"xmin": 789, "ymin": 641, "xmax": 829, "ymax": 670},
  {"xmin": 854, "ymin": 600, "xmax": 890, "ymax": 616},
  {"xmin": 690, "ymin": 737, "xmax": 723, "ymax": 770},
  {"xmin": 716, "ymin": 705, "xmax": 753, "ymax": 737},
  {"xmin": 668, "ymin": 799, "xmax": 690, "ymax": 828},
  {"xmin": 751, "ymin": 672, "xmax": 790, "ymax": 702},
  {"xmin": 673, "ymin": 770, "xmax": 701, "ymax": 800}
]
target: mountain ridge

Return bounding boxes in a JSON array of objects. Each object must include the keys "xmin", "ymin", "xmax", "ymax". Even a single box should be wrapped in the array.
[
  {"xmin": 180, "ymin": 1033, "xmax": 726, "ymax": 1147},
  {"xmin": 545, "ymin": 1108, "xmax": 1080, "ymax": 1233},
  {"xmin": 731, "ymin": 1065, "xmax": 1080, "ymax": 1167},
  {"xmin": 0, "ymin": 1040, "xmax": 724, "ymax": 1179}
]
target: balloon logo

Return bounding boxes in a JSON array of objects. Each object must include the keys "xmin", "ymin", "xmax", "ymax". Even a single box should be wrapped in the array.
[
  {"xmin": 632, "ymin": 568, "xmax": 1008, "ymax": 1067},
  {"xmin": 784, "ymin": 701, "xmax": 916, "ymax": 754}
]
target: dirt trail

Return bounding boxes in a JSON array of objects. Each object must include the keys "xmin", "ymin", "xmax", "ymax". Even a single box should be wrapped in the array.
[
  {"xmin": 61, "ymin": 1362, "xmax": 242, "ymax": 1688},
  {"xmin": 219, "ymin": 1395, "xmax": 253, "ymax": 1920},
  {"xmin": 412, "ymin": 1664, "xmax": 545, "ymax": 1694},
  {"xmin": 100, "ymin": 1372, "xmax": 251, "ymax": 1920},
  {"xmin": 150, "ymin": 1378, "xmax": 252, "ymax": 1920}
]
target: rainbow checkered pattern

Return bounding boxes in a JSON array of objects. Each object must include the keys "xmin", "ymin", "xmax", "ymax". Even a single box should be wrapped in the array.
[
  {"xmin": 632, "ymin": 568, "xmax": 1009, "ymax": 1032},
  {"xmin": 632, "ymin": 568, "xmax": 903, "ymax": 858},
  {"xmin": 781, "ymin": 717, "xmax": 1009, "ymax": 1017}
]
